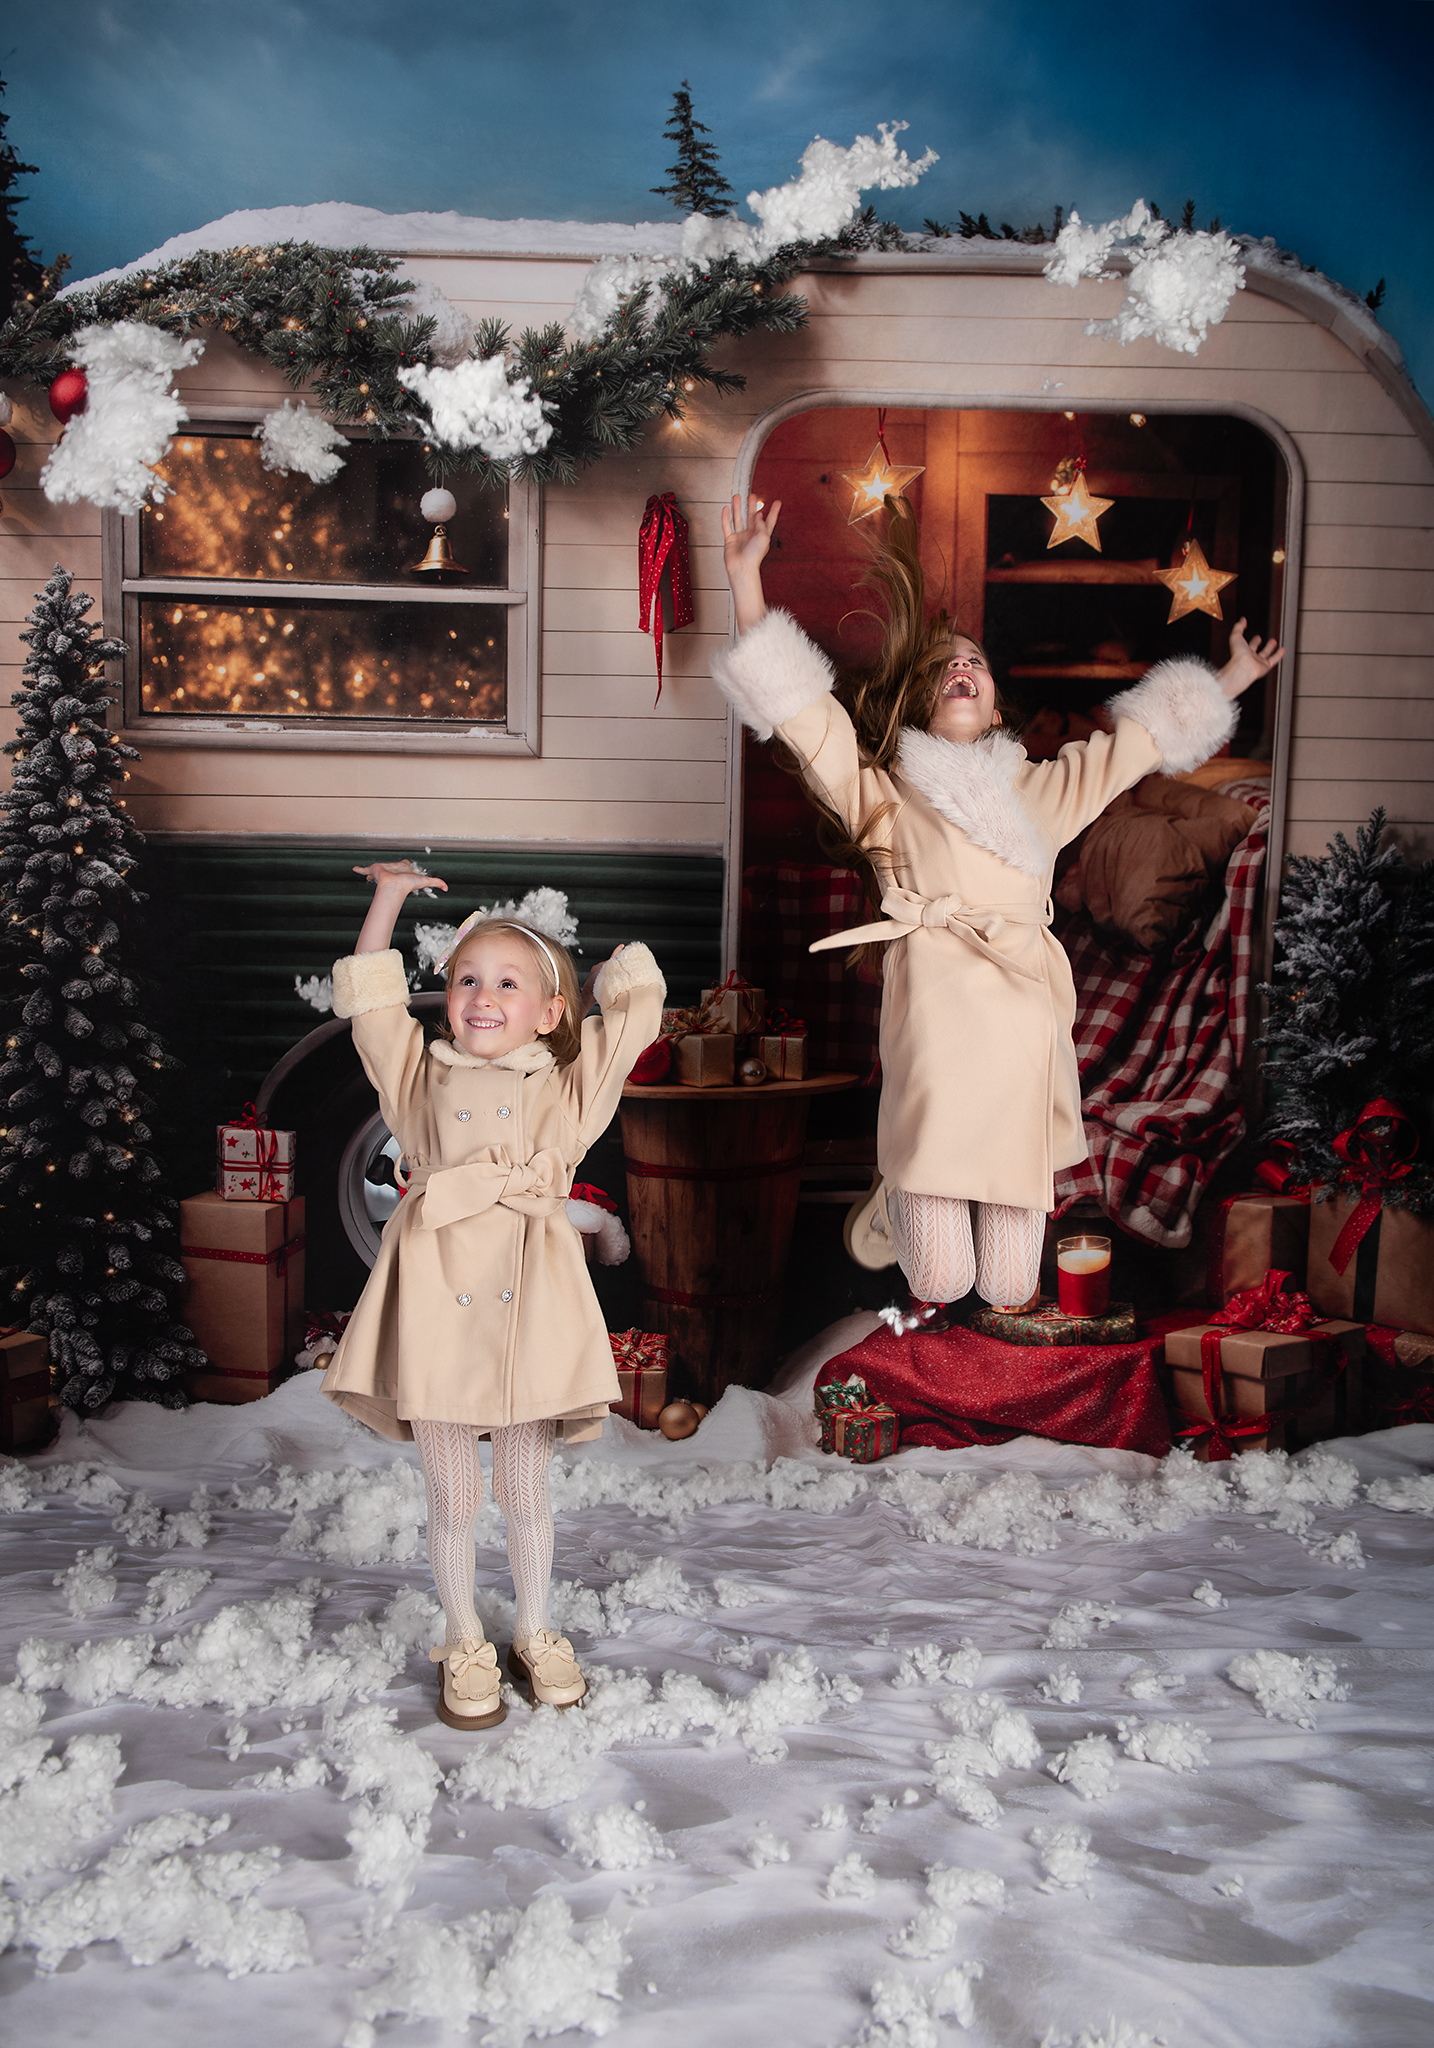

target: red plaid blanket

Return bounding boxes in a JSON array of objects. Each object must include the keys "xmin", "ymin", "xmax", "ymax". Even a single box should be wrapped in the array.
[
  {"xmin": 744, "ymin": 782, "xmax": 1268, "ymax": 1248},
  {"xmin": 1052, "ymin": 780, "xmax": 1269, "ymax": 1247}
]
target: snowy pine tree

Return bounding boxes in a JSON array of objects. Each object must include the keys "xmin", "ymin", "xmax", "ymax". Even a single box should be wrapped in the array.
[
  {"xmin": 651, "ymin": 81, "xmax": 735, "ymax": 217},
  {"xmin": 1260, "ymin": 808, "xmax": 1434, "ymax": 1206},
  {"xmin": 0, "ymin": 567, "xmax": 205, "ymax": 1407}
]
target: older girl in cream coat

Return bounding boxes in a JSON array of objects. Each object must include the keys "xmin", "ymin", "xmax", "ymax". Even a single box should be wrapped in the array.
[
  {"xmin": 715, "ymin": 494, "xmax": 1282, "ymax": 1312},
  {"xmin": 322, "ymin": 862, "xmax": 665, "ymax": 1729}
]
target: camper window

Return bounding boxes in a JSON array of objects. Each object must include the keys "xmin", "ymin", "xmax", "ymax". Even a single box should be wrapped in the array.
[{"xmin": 106, "ymin": 422, "xmax": 541, "ymax": 754}]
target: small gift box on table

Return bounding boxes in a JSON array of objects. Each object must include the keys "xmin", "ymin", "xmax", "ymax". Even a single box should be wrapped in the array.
[
  {"xmin": 0, "ymin": 1330, "xmax": 53, "ymax": 1454},
  {"xmin": 1304, "ymin": 1099, "xmax": 1434, "ymax": 1335},
  {"xmin": 672, "ymin": 1032, "xmax": 735, "ymax": 1088},
  {"xmin": 757, "ymin": 1006, "xmax": 808, "ymax": 1081},
  {"xmin": 1207, "ymin": 1189, "xmax": 1311, "ymax": 1307},
  {"xmin": 217, "ymin": 1106, "xmax": 297, "ymax": 1203},
  {"xmin": 608, "ymin": 1329, "xmax": 669, "ymax": 1428},
  {"xmin": 1164, "ymin": 1270, "xmax": 1365, "ymax": 1460},
  {"xmin": 181, "ymin": 1191, "xmax": 306, "ymax": 1403},
  {"xmin": 814, "ymin": 1373, "xmax": 899, "ymax": 1460},
  {"xmin": 699, "ymin": 972, "xmax": 764, "ymax": 1037},
  {"xmin": 969, "ymin": 1300, "xmax": 1137, "ymax": 1347}
]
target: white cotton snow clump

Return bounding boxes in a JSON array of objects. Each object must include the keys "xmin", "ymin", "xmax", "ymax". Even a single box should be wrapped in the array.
[
  {"xmin": 926, "ymin": 1692, "xmax": 1041, "ymax": 1826},
  {"xmin": 569, "ymin": 253, "xmax": 676, "ymax": 343},
  {"xmin": 745, "ymin": 123, "xmax": 937, "ymax": 251},
  {"xmin": 892, "ymin": 1639, "xmax": 980, "ymax": 1689},
  {"xmin": 1191, "ymin": 1579, "xmax": 1227, "ymax": 1608},
  {"xmin": 349, "ymin": 1893, "xmax": 626, "ymax": 2043},
  {"xmin": 1116, "ymin": 1717, "xmax": 1210, "ymax": 1773},
  {"xmin": 0, "ymin": 1679, "xmax": 123, "ymax": 1883},
  {"xmin": 1366, "ymin": 1471, "xmax": 1434, "ymax": 1515},
  {"xmin": 1043, "ymin": 1600, "xmax": 1118, "ymax": 1650},
  {"xmin": 42, "ymin": 320, "xmax": 203, "ymax": 512},
  {"xmin": 397, "ymin": 354, "xmax": 550, "ymax": 462},
  {"xmin": 889, "ymin": 1864, "xmax": 1005, "ymax": 1958},
  {"xmin": 137, "ymin": 1567, "xmax": 213, "ymax": 1624},
  {"xmin": 1032, "ymin": 1821, "xmax": 1097, "ymax": 1891},
  {"xmin": 1226, "ymin": 1649, "xmax": 1348, "ymax": 1729},
  {"xmin": 253, "ymin": 400, "xmax": 347, "ymax": 483},
  {"xmin": 401, "ymin": 277, "xmax": 474, "ymax": 367},
  {"xmin": 14, "ymin": 1809, "xmax": 310, "ymax": 1977},
  {"xmin": 295, "ymin": 973, "xmax": 335, "ymax": 1014},
  {"xmin": 856, "ymin": 1964, "xmax": 984, "ymax": 2043},
  {"xmin": 55, "ymin": 1544, "xmax": 118, "ymax": 1617},
  {"xmin": 745, "ymin": 1824, "xmax": 791, "ymax": 1869},
  {"xmin": 1044, "ymin": 199, "xmax": 1244, "ymax": 356},
  {"xmin": 1048, "ymin": 1734, "xmax": 1119, "ymax": 1801},
  {"xmin": 327, "ymin": 1702, "xmax": 443, "ymax": 1904},
  {"xmin": 1039, "ymin": 1664, "xmax": 1083, "ymax": 1704},
  {"xmin": 415, "ymin": 888, "xmax": 580, "ymax": 980},
  {"xmin": 559, "ymin": 1802, "xmax": 672, "ymax": 1871},
  {"xmin": 1040, "ymin": 2024, "xmax": 1166, "ymax": 2048},
  {"xmin": 825, "ymin": 1849, "xmax": 877, "ymax": 1901},
  {"xmin": 1125, "ymin": 1667, "xmax": 1185, "ymax": 1703}
]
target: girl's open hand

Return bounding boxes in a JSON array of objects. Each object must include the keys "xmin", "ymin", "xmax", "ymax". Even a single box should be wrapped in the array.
[
  {"xmin": 353, "ymin": 860, "xmax": 448, "ymax": 896},
  {"xmin": 721, "ymin": 493, "xmax": 781, "ymax": 585},
  {"xmin": 1219, "ymin": 618, "xmax": 1285, "ymax": 699},
  {"xmin": 580, "ymin": 943, "xmax": 625, "ymax": 1014}
]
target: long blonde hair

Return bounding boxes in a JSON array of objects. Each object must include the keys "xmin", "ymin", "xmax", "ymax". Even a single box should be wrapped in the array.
[{"xmin": 442, "ymin": 919, "xmax": 584, "ymax": 1065}]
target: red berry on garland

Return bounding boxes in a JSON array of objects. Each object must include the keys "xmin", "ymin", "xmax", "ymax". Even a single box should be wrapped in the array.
[
  {"xmin": 48, "ymin": 368, "xmax": 89, "ymax": 424},
  {"xmin": 0, "ymin": 429, "xmax": 15, "ymax": 480}
]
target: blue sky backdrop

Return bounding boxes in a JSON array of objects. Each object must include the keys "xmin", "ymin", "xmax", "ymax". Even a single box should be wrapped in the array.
[{"xmin": 6, "ymin": 0, "xmax": 1432, "ymax": 393}]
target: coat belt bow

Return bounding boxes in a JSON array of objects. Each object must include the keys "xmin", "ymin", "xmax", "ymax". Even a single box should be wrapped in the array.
[
  {"xmin": 405, "ymin": 1151, "xmax": 570, "ymax": 1232},
  {"xmin": 809, "ymin": 886, "xmax": 1052, "ymax": 983}
]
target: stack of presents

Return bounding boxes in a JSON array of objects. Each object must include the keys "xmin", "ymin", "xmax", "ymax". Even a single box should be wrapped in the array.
[{"xmin": 658, "ymin": 973, "xmax": 809, "ymax": 1088}]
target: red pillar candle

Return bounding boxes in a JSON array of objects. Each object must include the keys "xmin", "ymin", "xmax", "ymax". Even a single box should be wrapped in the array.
[{"xmin": 1057, "ymin": 1234, "xmax": 1111, "ymax": 1318}]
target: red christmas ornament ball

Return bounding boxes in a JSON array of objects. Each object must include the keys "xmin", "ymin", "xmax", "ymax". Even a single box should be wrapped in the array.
[
  {"xmin": 48, "ymin": 368, "xmax": 89, "ymax": 424},
  {"xmin": 628, "ymin": 1038, "xmax": 673, "ymax": 1085},
  {"xmin": 0, "ymin": 429, "xmax": 14, "ymax": 480}
]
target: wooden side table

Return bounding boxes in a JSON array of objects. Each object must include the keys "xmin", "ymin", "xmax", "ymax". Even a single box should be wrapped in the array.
[{"xmin": 619, "ymin": 1073, "xmax": 857, "ymax": 1405}]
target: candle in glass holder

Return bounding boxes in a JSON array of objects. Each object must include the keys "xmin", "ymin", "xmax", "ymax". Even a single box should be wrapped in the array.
[{"xmin": 1057, "ymin": 1234, "xmax": 1111, "ymax": 1318}]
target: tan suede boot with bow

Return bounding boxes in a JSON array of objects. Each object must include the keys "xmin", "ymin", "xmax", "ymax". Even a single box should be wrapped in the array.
[
  {"xmin": 508, "ymin": 1630, "xmax": 587, "ymax": 1708},
  {"xmin": 429, "ymin": 1637, "xmax": 505, "ymax": 1729}
]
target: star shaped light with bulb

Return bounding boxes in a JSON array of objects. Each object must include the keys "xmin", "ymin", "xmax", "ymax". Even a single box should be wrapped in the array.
[
  {"xmin": 1040, "ymin": 472, "xmax": 1114, "ymax": 552},
  {"xmin": 838, "ymin": 443, "xmax": 925, "ymax": 525},
  {"xmin": 1154, "ymin": 538, "xmax": 1236, "ymax": 622}
]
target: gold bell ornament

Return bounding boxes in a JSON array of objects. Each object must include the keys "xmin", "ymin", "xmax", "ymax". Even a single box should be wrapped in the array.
[{"xmin": 411, "ymin": 487, "xmax": 468, "ymax": 580}]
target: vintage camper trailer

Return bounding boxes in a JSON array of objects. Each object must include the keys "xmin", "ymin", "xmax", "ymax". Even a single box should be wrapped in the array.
[{"xmin": 3, "ymin": 226, "xmax": 1431, "ymax": 1323}]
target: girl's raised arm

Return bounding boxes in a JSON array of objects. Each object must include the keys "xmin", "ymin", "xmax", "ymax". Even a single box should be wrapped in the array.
[
  {"xmin": 721, "ymin": 492, "xmax": 781, "ymax": 638},
  {"xmin": 352, "ymin": 860, "xmax": 448, "ymax": 955}
]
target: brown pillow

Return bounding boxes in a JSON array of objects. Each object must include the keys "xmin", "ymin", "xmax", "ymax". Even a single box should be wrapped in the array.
[{"xmin": 1059, "ymin": 775, "xmax": 1258, "ymax": 951}]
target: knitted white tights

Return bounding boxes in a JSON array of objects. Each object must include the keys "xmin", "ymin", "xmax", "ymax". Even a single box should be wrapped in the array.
[
  {"xmin": 889, "ymin": 1189, "xmax": 1046, "ymax": 1307},
  {"xmin": 412, "ymin": 1417, "xmax": 556, "ymax": 1645}
]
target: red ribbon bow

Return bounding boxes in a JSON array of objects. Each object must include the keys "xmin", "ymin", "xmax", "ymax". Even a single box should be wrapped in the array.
[
  {"xmin": 1327, "ymin": 1097, "xmax": 1419, "ymax": 1275},
  {"xmin": 1252, "ymin": 1140, "xmax": 1313, "ymax": 1202},
  {"xmin": 638, "ymin": 492, "xmax": 694, "ymax": 704},
  {"xmin": 570, "ymin": 1182, "xmax": 618, "ymax": 1214},
  {"xmin": 765, "ymin": 1003, "xmax": 807, "ymax": 1035},
  {"xmin": 1211, "ymin": 1267, "xmax": 1321, "ymax": 1336},
  {"xmin": 1176, "ymin": 1268, "xmax": 1339, "ymax": 1462}
]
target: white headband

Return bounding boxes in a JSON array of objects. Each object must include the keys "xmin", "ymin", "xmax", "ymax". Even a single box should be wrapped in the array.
[{"xmin": 438, "ymin": 912, "xmax": 562, "ymax": 987}]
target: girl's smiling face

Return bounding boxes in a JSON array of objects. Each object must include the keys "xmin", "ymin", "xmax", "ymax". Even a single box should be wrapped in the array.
[
  {"xmin": 927, "ymin": 636, "xmax": 999, "ymax": 745},
  {"xmin": 446, "ymin": 932, "xmax": 564, "ymax": 1059}
]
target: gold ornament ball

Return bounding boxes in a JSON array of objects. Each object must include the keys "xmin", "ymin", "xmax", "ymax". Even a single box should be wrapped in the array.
[
  {"xmin": 690, "ymin": 1402, "xmax": 709, "ymax": 1420},
  {"xmin": 312, "ymin": 1351, "xmax": 335, "ymax": 1372},
  {"xmin": 658, "ymin": 1400, "xmax": 701, "ymax": 1440},
  {"xmin": 738, "ymin": 1057, "xmax": 767, "ymax": 1086}
]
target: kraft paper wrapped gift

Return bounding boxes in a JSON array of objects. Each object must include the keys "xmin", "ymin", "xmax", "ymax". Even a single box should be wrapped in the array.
[
  {"xmin": 1166, "ymin": 1316, "xmax": 1365, "ymax": 1455},
  {"xmin": 699, "ymin": 977, "xmax": 764, "ymax": 1036},
  {"xmin": 181, "ymin": 1191, "xmax": 305, "ymax": 1403},
  {"xmin": 756, "ymin": 1031, "xmax": 808, "ymax": 1081},
  {"xmin": 1306, "ymin": 1191, "xmax": 1434, "ymax": 1335},
  {"xmin": 1207, "ymin": 1193, "xmax": 1311, "ymax": 1306},
  {"xmin": 672, "ymin": 1032, "xmax": 735, "ymax": 1088},
  {"xmin": 608, "ymin": 1330, "xmax": 669, "ymax": 1428},
  {"xmin": 1, "ymin": 1330, "xmax": 52, "ymax": 1454}
]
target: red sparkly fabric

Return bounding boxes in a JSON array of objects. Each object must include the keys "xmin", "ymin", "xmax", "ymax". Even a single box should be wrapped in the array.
[{"xmin": 816, "ymin": 1321, "xmax": 1173, "ymax": 1457}]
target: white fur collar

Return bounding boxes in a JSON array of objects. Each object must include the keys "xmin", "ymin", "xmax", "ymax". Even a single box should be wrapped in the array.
[
  {"xmin": 896, "ymin": 727, "xmax": 1049, "ymax": 879},
  {"xmin": 429, "ymin": 1037, "xmax": 555, "ymax": 1074}
]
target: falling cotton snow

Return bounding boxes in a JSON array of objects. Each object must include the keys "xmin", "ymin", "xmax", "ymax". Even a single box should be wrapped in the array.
[{"xmin": 1, "ymin": 1343, "xmax": 1432, "ymax": 2046}]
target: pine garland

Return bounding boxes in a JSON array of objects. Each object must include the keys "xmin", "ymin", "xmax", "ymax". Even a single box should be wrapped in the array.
[
  {"xmin": 1259, "ymin": 808, "xmax": 1434, "ymax": 1210},
  {"xmin": 0, "ymin": 230, "xmax": 869, "ymax": 488},
  {"xmin": 0, "ymin": 568, "xmax": 206, "ymax": 1407}
]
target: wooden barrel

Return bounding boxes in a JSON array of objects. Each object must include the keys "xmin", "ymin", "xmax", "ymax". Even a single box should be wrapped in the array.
[{"xmin": 619, "ymin": 1076, "xmax": 855, "ymax": 1405}]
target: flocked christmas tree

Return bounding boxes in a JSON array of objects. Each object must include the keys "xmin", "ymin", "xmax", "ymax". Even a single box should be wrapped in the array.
[
  {"xmin": 0, "ymin": 568, "xmax": 205, "ymax": 1407},
  {"xmin": 651, "ymin": 80, "xmax": 736, "ymax": 217},
  {"xmin": 1259, "ymin": 808, "xmax": 1434, "ymax": 1207}
]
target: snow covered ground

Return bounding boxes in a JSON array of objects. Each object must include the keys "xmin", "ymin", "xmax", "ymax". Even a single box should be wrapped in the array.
[{"xmin": 3, "ymin": 1311, "xmax": 1432, "ymax": 2048}]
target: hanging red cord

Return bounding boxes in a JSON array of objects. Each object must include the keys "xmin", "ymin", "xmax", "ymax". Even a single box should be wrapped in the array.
[{"xmin": 638, "ymin": 492, "xmax": 694, "ymax": 703}]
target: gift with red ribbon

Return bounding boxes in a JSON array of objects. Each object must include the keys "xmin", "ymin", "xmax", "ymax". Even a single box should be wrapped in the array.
[
  {"xmin": 1306, "ymin": 1099, "xmax": 1434, "ymax": 1334},
  {"xmin": 815, "ymin": 1372, "xmax": 870, "ymax": 1453},
  {"xmin": 608, "ymin": 1328, "xmax": 669, "ymax": 1428},
  {"xmin": 831, "ymin": 1399, "xmax": 900, "ymax": 1463},
  {"xmin": 217, "ymin": 1103, "xmax": 297, "ymax": 1202},
  {"xmin": 1165, "ymin": 1269, "xmax": 1365, "ymax": 1459},
  {"xmin": 638, "ymin": 492, "xmax": 694, "ymax": 702},
  {"xmin": 1205, "ymin": 1148, "xmax": 1314, "ymax": 1307},
  {"xmin": 757, "ymin": 1001, "xmax": 809, "ymax": 1081},
  {"xmin": 699, "ymin": 970, "xmax": 765, "ymax": 1037},
  {"xmin": 181, "ymin": 1189, "xmax": 306, "ymax": 1402}
]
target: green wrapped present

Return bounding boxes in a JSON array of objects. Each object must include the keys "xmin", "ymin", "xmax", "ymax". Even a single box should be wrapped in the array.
[
  {"xmin": 833, "ymin": 1402, "xmax": 899, "ymax": 1463},
  {"xmin": 816, "ymin": 1374, "xmax": 870, "ymax": 1453},
  {"xmin": 968, "ymin": 1299, "xmax": 1137, "ymax": 1347}
]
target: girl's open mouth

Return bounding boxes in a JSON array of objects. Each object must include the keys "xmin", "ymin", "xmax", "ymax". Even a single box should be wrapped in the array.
[{"xmin": 945, "ymin": 676, "xmax": 978, "ymax": 698}]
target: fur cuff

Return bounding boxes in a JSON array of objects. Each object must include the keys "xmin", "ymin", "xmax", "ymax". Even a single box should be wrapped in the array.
[
  {"xmin": 593, "ymin": 940, "xmax": 665, "ymax": 1007},
  {"xmin": 711, "ymin": 608, "xmax": 834, "ymax": 740},
  {"xmin": 332, "ymin": 949, "xmax": 409, "ymax": 1019},
  {"xmin": 1106, "ymin": 657, "xmax": 1238, "ymax": 776}
]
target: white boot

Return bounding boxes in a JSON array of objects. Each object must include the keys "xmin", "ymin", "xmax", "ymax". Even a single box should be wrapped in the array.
[{"xmin": 429, "ymin": 1637, "xmax": 505, "ymax": 1729}]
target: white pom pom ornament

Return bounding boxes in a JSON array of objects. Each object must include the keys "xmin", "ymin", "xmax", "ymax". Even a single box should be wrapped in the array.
[{"xmin": 420, "ymin": 487, "xmax": 457, "ymax": 523}]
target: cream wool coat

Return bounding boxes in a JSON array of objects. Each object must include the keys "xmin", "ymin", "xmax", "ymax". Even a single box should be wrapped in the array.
[
  {"xmin": 714, "ymin": 610, "xmax": 1239, "ymax": 1212},
  {"xmin": 320, "ymin": 941, "xmax": 666, "ymax": 1443}
]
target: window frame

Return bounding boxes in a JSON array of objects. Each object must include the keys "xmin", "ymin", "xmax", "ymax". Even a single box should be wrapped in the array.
[{"xmin": 102, "ymin": 406, "xmax": 543, "ymax": 756}]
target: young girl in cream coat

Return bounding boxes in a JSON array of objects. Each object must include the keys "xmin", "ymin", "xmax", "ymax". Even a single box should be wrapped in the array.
[
  {"xmin": 321, "ymin": 862, "xmax": 665, "ymax": 1729},
  {"xmin": 715, "ymin": 494, "xmax": 1282, "ymax": 1312}
]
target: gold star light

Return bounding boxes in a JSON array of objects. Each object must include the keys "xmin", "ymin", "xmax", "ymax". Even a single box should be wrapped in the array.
[
  {"xmin": 1154, "ymin": 538, "xmax": 1236, "ymax": 622},
  {"xmin": 838, "ymin": 443, "xmax": 925, "ymax": 525},
  {"xmin": 1041, "ymin": 472, "xmax": 1114, "ymax": 552}
]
